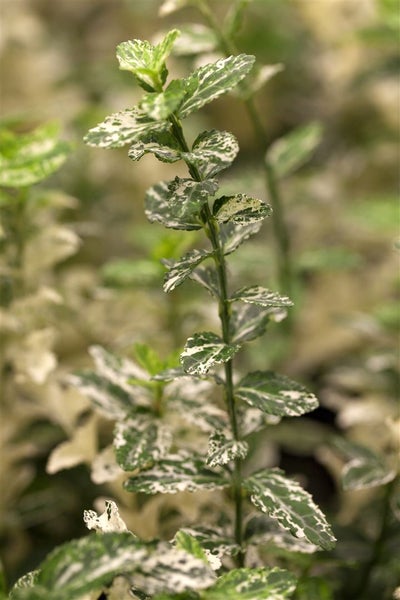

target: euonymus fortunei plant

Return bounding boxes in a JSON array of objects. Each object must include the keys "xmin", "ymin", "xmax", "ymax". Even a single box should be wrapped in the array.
[{"xmin": 8, "ymin": 29, "xmax": 337, "ymax": 600}]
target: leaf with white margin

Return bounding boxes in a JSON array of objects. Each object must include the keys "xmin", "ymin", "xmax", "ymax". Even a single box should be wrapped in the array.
[
  {"xmin": 178, "ymin": 54, "xmax": 255, "ymax": 118},
  {"xmin": 0, "ymin": 122, "xmax": 70, "ymax": 188},
  {"xmin": 124, "ymin": 452, "xmax": 228, "ymax": 494},
  {"xmin": 267, "ymin": 121, "xmax": 323, "ymax": 179},
  {"xmin": 90, "ymin": 344, "xmax": 148, "ymax": 387},
  {"xmin": 183, "ymin": 130, "xmax": 239, "ymax": 179},
  {"xmin": 91, "ymin": 445, "xmax": 124, "ymax": 484},
  {"xmin": 245, "ymin": 515, "xmax": 320, "ymax": 554},
  {"xmin": 163, "ymin": 248, "xmax": 211, "ymax": 292},
  {"xmin": 231, "ymin": 285, "xmax": 292, "ymax": 308},
  {"xmin": 334, "ymin": 438, "xmax": 396, "ymax": 490},
  {"xmin": 145, "ymin": 180, "xmax": 211, "ymax": 230},
  {"xmin": 180, "ymin": 331, "xmax": 240, "ymax": 375},
  {"xmin": 190, "ymin": 264, "xmax": 220, "ymax": 297},
  {"xmin": 243, "ymin": 468, "xmax": 336, "ymax": 550},
  {"xmin": 83, "ymin": 500, "xmax": 128, "ymax": 533},
  {"xmin": 116, "ymin": 30, "xmax": 180, "ymax": 90},
  {"xmin": 114, "ymin": 416, "xmax": 172, "ymax": 471},
  {"xmin": 213, "ymin": 194, "xmax": 271, "ymax": 224},
  {"xmin": 235, "ymin": 371, "xmax": 318, "ymax": 417},
  {"xmin": 173, "ymin": 530, "xmax": 222, "ymax": 571},
  {"xmin": 202, "ymin": 567, "xmax": 297, "ymax": 600},
  {"xmin": 177, "ymin": 526, "xmax": 240, "ymax": 561},
  {"xmin": 239, "ymin": 406, "xmax": 280, "ymax": 437},
  {"xmin": 207, "ymin": 430, "xmax": 249, "ymax": 467},
  {"xmin": 46, "ymin": 415, "xmax": 97, "ymax": 474},
  {"xmin": 220, "ymin": 221, "xmax": 263, "ymax": 255},
  {"xmin": 230, "ymin": 303, "xmax": 279, "ymax": 344},
  {"xmin": 167, "ymin": 378, "xmax": 228, "ymax": 432},
  {"xmin": 128, "ymin": 130, "xmax": 181, "ymax": 163},
  {"xmin": 84, "ymin": 108, "xmax": 169, "ymax": 148}
]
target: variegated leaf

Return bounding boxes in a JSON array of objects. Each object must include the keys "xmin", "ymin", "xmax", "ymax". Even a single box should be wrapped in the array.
[
  {"xmin": 0, "ymin": 122, "xmax": 70, "ymax": 187},
  {"xmin": 89, "ymin": 345, "xmax": 148, "ymax": 387},
  {"xmin": 145, "ymin": 180, "xmax": 202, "ymax": 230},
  {"xmin": 267, "ymin": 121, "xmax": 323, "ymax": 179},
  {"xmin": 173, "ymin": 530, "xmax": 209, "ymax": 564},
  {"xmin": 83, "ymin": 500, "xmax": 128, "ymax": 533},
  {"xmin": 230, "ymin": 303, "xmax": 275, "ymax": 344},
  {"xmin": 202, "ymin": 567, "xmax": 297, "ymax": 600},
  {"xmin": 239, "ymin": 406, "xmax": 280, "ymax": 437},
  {"xmin": 245, "ymin": 515, "xmax": 320, "ymax": 554},
  {"xmin": 183, "ymin": 130, "xmax": 239, "ymax": 178},
  {"xmin": 124, "ymin": 452, "xmax": 228, "ymax": 494},
  {"xmin": 239, "ymin": 63, "xmax": 284, "ymax": 99},
  {"xmin": 180, "ymin": 332, "xmax": 241, "ymax": 375},
  {"xmin": 163, "ymin": 249, "xmax": 211, "ymax": 292},
  {"xmin": 235, "ymin": 371, "xmax": 318, "ymax": 417},
  {"xmin": 168, "ymin": 23, "xmax": 218, "ymax": 56},
  {"xmin": 178, "ymin": 54, "xmax": 255, "ymax": 118},
  {"xmin": 167, "ymin": 378, "xmax": 228, "ymax": 432},
  {"xmin": 114, "ymin": 416, "xmax": 172, "ymax": 471},
  {"xmin": 334, "ymin": 438, "xmax": 396, "ymax": 490},
  {"xmin": 190, "ymin": 265, "xmax": 220, "ymax": 297},
  {"xmin": 177, "ymin": 526, "xmax": 240, "ymax": 561},
  {"xmin": 116, "ymin": 30, "xmax": 180, "ymax": 90},
  {"xmin": 231, "ymin": 286, "xmax": 293, "ymax": 308},
  {"xmin": 84, "ymin": 108, "xmax": 168, "ymax": 148},
  {"xmin": 140, "ymin": 80, "xmax": 186, "ymax": 120},
  {"xmin": 213, "ymin": 194, "xmax": 271, "ymax": 224},
  {"xmin": 220, "ymin": 221, "xmax": 263, "ymax": 255},
  {"xmin": 168, "ymin": 176, "xmax": 218, "ymax": 207},
  {"xmin": 207, "ymin": 430, "xmax": 248, "ymax": 467},
  {"xmin": 243, "ymin": 468, "xmax": 336, "ymax": 550}
]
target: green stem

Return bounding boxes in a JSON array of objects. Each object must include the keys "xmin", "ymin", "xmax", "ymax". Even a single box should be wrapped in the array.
[
  {"xmin": 169, "ymin": 113, "xmax": 245, "ymax": 565},
  {"xmin": 196, "ymin": 0, "xmax": 294, "ymax": 312}
]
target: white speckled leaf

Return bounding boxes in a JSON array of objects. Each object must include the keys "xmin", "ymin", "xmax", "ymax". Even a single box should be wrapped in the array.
[
  {"xmin": 235, "ymin": 371, "xmax": 318, "ymax": 417},
  {"xmin": 230, "ymin": 303, "xmax": 277, "ymax": 344},
  {"xmin": 83, "ymin": 500, "xmax": 128, "ymax": 533},
  {"xmin": 176, "ymin": 526, "xmax": 240, "ymax": 562},
  {"xmin": 183, "ymin": 130, "xmax": 239, "ymax": 178},
  {"xmin": 202, "ymin": 567, "xmax": 297, "ymax": 600},
  {"xmin": 207, "ymin": 430, "xmax": 248, "ymax": 467},
  {"xmin": 180, "ymin": 332, "xmax": 241, "ymax": 375},
  {"xmin": 163, "ymin": 249, "xmax": 211, "ymax": 292},
  {"xmin": 124, "ymin": 452, "xmax": 228, "ymax": 494},
  {"xmin": 220, "ymin": 221, "xmax": 263, "ymax": 255},
  {"xmin": 267, "ymin": 121, "xmax": 323, "ymax": 179},
  {"xmin": 84, "ymin": 108, "xmax": 168, "ymax": 148},
  {"xmin": 213, "ymin": 194, "xmax": 271, "ymax": 224},
  {"xmin": 128, "ymin": 130, "xmax": 181, "ymax": 162},
  {"xmin": 178, "ymin": 54, "xmax": 255, "ymax": 118},
  {"xmin": 245, "ymin": 514, "xmax": 320, "ymax": 554},
  {"xmin": 334, "ymin": 438, "xmax": 396, "ymax": 490},
  {"xmin": 231, "ymin": 286, "xmax": 293, "ymax": 308},
  {"xmin": 140, "ymin": 80, "xmax": 186, "ymax": 120},
  {"xmin": 243, "ymin": 468, "xmax": 336, "ymax": 550},
  {"xmin": 167, "ymin": 378, "xmax": 228, "ymax": 432},
  {"xmin": 114, "ymin": 416, "xmax": 172, "ymax": 471}
]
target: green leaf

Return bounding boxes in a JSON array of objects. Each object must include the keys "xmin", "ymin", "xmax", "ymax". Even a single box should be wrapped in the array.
[
  {"xmin": 84, "ymin": 108, "xmax": 168, "ymax": 148},
  {"xmin": 231, "ymin": 286, "xmax": 293, "ymax": 307},
  {"xmin": 202, "ymin": 567, "xmax": 297, "ymax": 600},
  {"xmin": 0, "ymin": 122, "xmax": 70, "ymax": 187},
  {"xmin": 178, "ymin": 54, "xmax": 255, "ymax": 118},
  {"xmin": 190, "ymin": 265, "xmax": 220, "ymax": 297},
  {"xmin": 220, "ymin": 221, "xmax": 263, "ymax": 255},
  {"xmin": 140, "ymin": 80, "xmax": 187, "ymax": 120},
  {"xmin": 174, "ymin": 531, "xmax": 209, "ymax": 564},
  {"xmin": 295, "ymin": 576, "xmax": 334, "ymax": 600},
  {"xmin": 239, "ymin": 64, "xmax": 284, "ymax": 99},
  {"xmin": 128, "ymin": 130, "xmax": 181, "ymax": 163},
  {"xmin": 102, "ymin": 258, "xmax": 163, "ymax": 287},
  {"xmin": 124, "ymin": 452, "xmax": 228, "ymax": 494},
  {"xmin": 116, "ymin": 30, "xmax": 180, "ymax": 91},
  {"xmin": 207, "ymin": 430, "xmax": 248, "ymax": 467},
  {"xmin": 183, "ymin": 130, "xmax": 239, "ymax": 178},
  {"xmin": 114, "ymin": 417, "xmax": 172, "ymax": 471},
  {"xmin": 267, "ymin": 122, "xmax": 323, "ymax": 178},
  {"xmin": 334, "ymin": 438, "xmax": 396, "ymax": 490},
  {"xmin": 213, "ymin": 194, "xmax": 271, "ymax": 224},
  {"xmin": 235, "ymin": 371, "xmax": 318, "ymax": 417},
  {"xmin": 163, "ymin": 249, "xmax": 211, "ymax": 292},
  {"xmin": 169, "ymin": 23, "xmax": 218, "ymax": 55},
  {"xmin": 230, "ymin": 303, "xmax": 283, "ymax": 344},
  {"xmin": 177, "ymin": 526, "xmax": 239, "ymax": 561},
  {"xmin": 243, "ymin": 468, "xmax": 336, "ymax": 550},
  {"xmin": 145, "ymin": 178, "xmax": 217, "ymax": 231},
  {"xmin": 9, "ymin": 571, "xmax": 39, "ymax": 599},
  {"xmin": 180, "ymin": 332, "xmax": 241, "ymax": 375}
]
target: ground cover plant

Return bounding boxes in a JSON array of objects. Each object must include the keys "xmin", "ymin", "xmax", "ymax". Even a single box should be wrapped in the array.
[{"xmin": 1, "ymin": 1, "xmax": 399, "ymax": 599}]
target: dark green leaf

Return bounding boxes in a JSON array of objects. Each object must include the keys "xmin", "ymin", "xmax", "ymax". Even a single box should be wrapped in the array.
[
  {"xmin": 230, "ymin": 286, "xmax": 293, "ymax": 307},
  {"xmin": 295, "ymin": 576, "xmax": 334, "ymax": 600},
  {"xmin": 178, "ymin": 54, "xmax": 255, "ymax": 118},
  {"xmin": 267, "ymin": 122, "xmax": 323, "ymax": 178},
  {"xmin": 202, "ymin": 567, "xmax": 297, "ymax": 600},
  {"xmin": 183, "ymin": 130, "xmax": 239, "ymax": 178},
  {"xmin": 84, "ymin": 108, "xmax": 168, "ymax": 148},
  {"xmin": 213, "ymin": 194, "xmax": 271, "ymax": 224},
  {"xmin": 174, "ymin": 531, "xmax": 209, "ymax": 564},
  {"xmin": 114, "ymin": 417, "xmax": 172, "ymax": 471},
  {"xmin": 124, "ymin": 452, "xmax": 228, "ymax": 494},
  {"xmin": 0, "ymin": 122, "xmax": 70, "ymax": 187},
  {"xmin": 163, "ymin": 249, "xmax": 211, "ymax": 292},
  {"xmin": 220, "ymin": 221, "xmax": 263, "ymax": 254},
  {"xmin": 243, "ymin": 468, "xmax": 336, "ymax": 550},
  {"xmin": 145, "ymin": 181, "xmax": 202, "ymax": 230},
  {"xmin": 140, "ymin": 80, "xmax": 187, "ymax": 120},
  {"xmin": 190, "ymin": 265, "xmax": 220, "ymax": 297},
  {"xmin": 230, "ymin": 303, "xmax": 284, "ymax": 344},
  {"xmin": 180, "ymin": 332, "xmax": 240, "ymax": 375},
  {"xmin": 235, "ymin": 371, "xmax": 318, "ymax": 417}
]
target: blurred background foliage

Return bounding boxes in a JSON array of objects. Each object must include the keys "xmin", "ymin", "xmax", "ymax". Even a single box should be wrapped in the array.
[{"xmin": 0, "ymin": 0, "xmax": 398, "ymax": 597}]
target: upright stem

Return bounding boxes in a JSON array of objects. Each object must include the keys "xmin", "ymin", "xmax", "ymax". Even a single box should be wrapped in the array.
[
  {"xmin": 169, "ymin": 113, "xmax": 245, "ymax": 565},
  {"xmin": 196, "ymin": 0, "xmax": 294, "ymax": 314}
]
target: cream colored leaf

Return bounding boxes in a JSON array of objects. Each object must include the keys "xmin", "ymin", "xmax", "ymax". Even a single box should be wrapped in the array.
[
  {"xmin": 91, "ymin": 445, "xmax": 125, "ymax": 484},
  {"xmin": 83, "ymin": 499, "xmax": 128, "ymax": 533},
  {"xmin": 12, "ymin": 328, "xmax": 57, "ymax": 384},
  {"xmin": 46, "ymin": 415, "xmax": 97, "ymax": 474}
]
